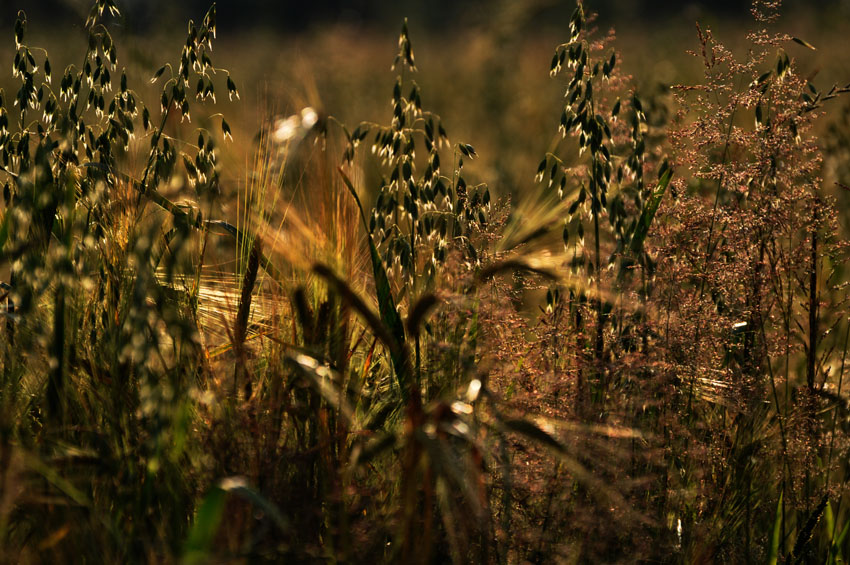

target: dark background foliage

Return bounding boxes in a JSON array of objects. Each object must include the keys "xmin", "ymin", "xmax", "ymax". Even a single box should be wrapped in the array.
[{"xmin": 2, "ymin": 0, "xmax": 848, "ymax": 33}]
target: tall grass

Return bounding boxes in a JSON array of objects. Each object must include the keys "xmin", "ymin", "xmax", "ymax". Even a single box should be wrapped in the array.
[{"xmin": 2, "ymin": 0, "xmax": 850, "ymax": 562}]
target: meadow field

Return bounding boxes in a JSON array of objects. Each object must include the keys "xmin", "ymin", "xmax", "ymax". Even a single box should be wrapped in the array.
[{"xmin": 2, "ymin": 0, "xmax": 850, "ymax": 562}]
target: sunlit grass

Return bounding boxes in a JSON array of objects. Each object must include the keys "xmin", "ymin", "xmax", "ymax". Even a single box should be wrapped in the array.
[{"xmin": 2, "ymin": 0, "xmax": 850, "ymax": 563}]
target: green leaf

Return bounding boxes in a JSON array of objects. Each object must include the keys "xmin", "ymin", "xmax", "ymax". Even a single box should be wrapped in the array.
[
  {"xmin": 827, "ymin": 501, "xmax": 836, "ymax": 547},
  {"xmin": 627, "ymin": 168, "xmax": 673, "ymax": 256},
  {"xmin": 183, "ymin": 478, "xmax": 288, "ymax": 565},
  {"xmin": 337, "ymin": 167, "xmax": 411, "ymax": 399},
  {"xmin": 183, "ymin": 487, "xmax": 226, "ymax": 564},
  {"xmin": 22, "ymin": 452, "xmax": 90, "ymax": 507},
  {"xmin": 830, "ymin": 518, "xmax": 850, "ymax": 564}
]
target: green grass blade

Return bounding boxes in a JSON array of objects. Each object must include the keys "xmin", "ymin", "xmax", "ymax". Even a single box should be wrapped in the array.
[
  {"xmin": 627, "ymin": 168, "xmax": 673, "ymax": 256},
  {"xmin": 336, "ymin": 167, "xmax": 370, "ymax": 233},
  {"xmin": 827, "ymin": 502, "xmax": 836, "ymax": 548},
  {"xmin": 183, "ymin": 487, "xmax": 226, "ymax": 565},
  {"xmin": 830, "ymin": 514, "xmax": 850, "ymax": 565},
  {"xmin": 22, "ymin": 452, "xmax": 90, "ymax": 508},
  {"xmin": 338, "ymin": 167, "xmax": 410, "ymax": 398},
  {"xmin": 313, "ymin": 264, "xmax": 405, "ymax": 364},
  {"xmin": 184, "ymin": 478, "xmax": 289, "ymax": 564}
]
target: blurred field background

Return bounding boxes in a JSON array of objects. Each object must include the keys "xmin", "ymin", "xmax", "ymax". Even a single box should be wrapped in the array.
[{"xmin": 3, "ymin": 0, "xmax": 848, "ymax": 197}]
